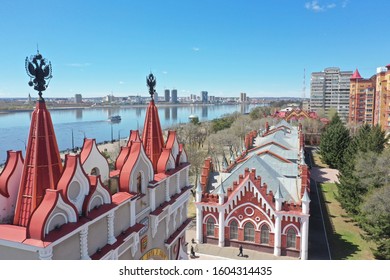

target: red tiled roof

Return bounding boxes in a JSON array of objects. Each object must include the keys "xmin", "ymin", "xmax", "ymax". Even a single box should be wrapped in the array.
[
  {"xmin": 0, "ymin": 224, "xmax": 27, "ymax": 242},
  {"xmin": 80, "ymin": 138, "xmax": 95, "ymax": 164},
  {"xmin": 115, "ymin": 146, "xmax": 131, "ymax": 171},
  {"xmin": 128, "ymin": 130, "xmax": 141, "ymax": 145},
  {"xmin": 27, "ymin": 189, "xmax": 75, "ymax": 240},
  {"xmin": 157, "ymin": 148, "xmax": 172, "ymax": 173},
  {"xmin": 351, "ymin": 68, "xmax": 362, "ymax": 80},
  {"xmin": 119, "ymin": 141, "xmax": 143, "ymax": 192},
  {"xmin": 13, "ymin": 100, "xmax": 63, "ymax": 227},
  {"xmin": 142, "ymin": 100, "xmax": 164, "ymax": 172},
  {"xmin": 165, "ymin": 130, "xmax": 177, "ymax": 150},
  {"xmin": 57, "ymin": 154, "xmax": 89, "ymax": 199}
]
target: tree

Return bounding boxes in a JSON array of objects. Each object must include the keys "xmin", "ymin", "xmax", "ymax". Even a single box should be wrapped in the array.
[
  {"xmin": 249, "ymin": 106, "xmax": 271, "ymax": 120},
  {"xmin": 336, "ymin": 124, "xmax": 387, "ymax": 215},
  {"xmin": 360, "ymin": 184, "xmax": 390, "ymax": 259},
  {"xmin": 301, "ymin": 118, "xmax": 326, "ymax": 145},
  {"xmin": 319, "ymin": 114, "xmax": 350, "ymax": 169}
]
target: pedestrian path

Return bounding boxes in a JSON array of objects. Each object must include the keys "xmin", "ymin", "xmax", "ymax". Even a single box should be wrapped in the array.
[{"xmin": 185, "ymin": 226, "xmax": 295, "ymax": 260}]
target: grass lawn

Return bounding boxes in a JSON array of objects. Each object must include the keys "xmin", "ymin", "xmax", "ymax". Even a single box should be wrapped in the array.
[
  {"xmin": 312, "ymin": 151, "xmax": 329, "ymax": 168},
  {"xmin": 320, "ymin": 183, "xmax": 375, "ymax": 260}
]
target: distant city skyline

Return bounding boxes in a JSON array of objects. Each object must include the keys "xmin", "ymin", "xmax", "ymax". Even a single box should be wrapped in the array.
[{"xmin": 0, "ymin": 0, "xmax": 389, "ymax": 98}]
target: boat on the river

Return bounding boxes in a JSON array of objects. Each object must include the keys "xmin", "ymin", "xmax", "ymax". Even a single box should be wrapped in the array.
[{"xmin": 108, "ymin": 115, "xmax": 121, "ymax": 122}]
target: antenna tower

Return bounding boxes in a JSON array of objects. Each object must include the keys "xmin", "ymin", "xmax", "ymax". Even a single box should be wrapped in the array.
[{"xmin": 302, "ymin": 68, "xmax": 306, "ymax": 99}]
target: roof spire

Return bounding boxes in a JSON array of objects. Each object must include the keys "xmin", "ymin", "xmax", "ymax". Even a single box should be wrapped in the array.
[
  {"xmin": 351, "ymin": 68, "xmax": 362, "ymax": 80},
  {"xmin": 13, "ymin": 52, "xmax": 62, "ymax": 227},
  {"xmin": 142, "ymin": 73, "xmax": 164, "ymax": 171}
]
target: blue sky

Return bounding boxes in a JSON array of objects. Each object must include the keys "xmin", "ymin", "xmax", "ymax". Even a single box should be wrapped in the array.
[{"xmin": 0, "ymin": 0, "xmax": 389, "ymax": 98}]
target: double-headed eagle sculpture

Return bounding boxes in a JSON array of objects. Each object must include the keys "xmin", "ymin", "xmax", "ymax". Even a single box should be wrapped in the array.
[{"xmin": 25, "ymin": 50, "xmax": 53, "ymax": 99}]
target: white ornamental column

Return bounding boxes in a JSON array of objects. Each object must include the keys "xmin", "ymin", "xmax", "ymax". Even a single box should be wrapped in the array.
[
  {"xmin": 107, "ymin": 211, "xmax": 117, "ymax": 245},
  {"xmin": 176, "ymin": 172, "xmax": 181, "ymax": 193},
  {"xmin": 218, "ymin": 185, "xmax": 225, "ymax": 247},
  {"xmin": 38, "ymin": 247, "xmax": 53, "ymax": 260},
  {"xmin": 195, "ymin": 180, "xmax": 203, "ymax": 243},
  {"xmin": 130, "ymin": 200, "xmax": 136, "ymax": 227},
  {"xmin": 80, "ymin": 227, "xmax": 91, "ymax": 260},
  {"xmin": 301, "ymin": 189, "xmax": 310, "ymax": 260},
  {"xmin": 274, "ymin": 214, "xmax": 282, "ymax": 256},
  {"xmin": 196, "ymin": 205, "xmax": 203, "ymax": 244},
  {"xmin": 165, "ymin": 178, "xmax": 170, "ymax": 202},
  {"xmin": 300, "ymin": 216, "xmax": 309, "ymax": 260},
  {"xmin": 149, "ymin": 188, "xmax": 156, "ymax": 212},
  {"xmin": 274, "ymin": 185, "xmax": 283, "ymax": 256}
]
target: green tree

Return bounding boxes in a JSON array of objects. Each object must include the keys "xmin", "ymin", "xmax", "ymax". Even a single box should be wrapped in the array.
[
  {"xmin": 249, "ymin": 106, "xmax": 271, "ymax": 120},
  {"xmin": 336, "ymin": 124, "xmax": 387, "ymax": 215},
  {"xmin": 319, "ymin": 114, "xmax": 350, "ymax": 169},
  {"xmin": 360, "ymin": 184, "xmax": 390, "ymax": 259}
]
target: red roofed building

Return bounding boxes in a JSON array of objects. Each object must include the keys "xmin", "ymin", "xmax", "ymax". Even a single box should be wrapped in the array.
[
  {"xmin": 349, "ymin": 68, "xmax": 376, "ymax": 125},
  {"xmin": 347, "ymin": 64, "xmax": 390, "ymax": 130},
  {"xmin": 272, "ymin": 108, "xmax": 329, "ymax": 124},
  {"xmin": 0, "ymin": 70, "xmax": 191, "ymax": 260},
  {"xmin": 195, "ymin": 120, "xmax": 310, "ymax": 259},
  {"xmin": 375, "ymin": 65, "xmax": 390, "ymax": 130}
]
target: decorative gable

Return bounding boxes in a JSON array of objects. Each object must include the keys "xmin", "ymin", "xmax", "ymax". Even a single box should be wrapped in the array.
[
  {"xmin": 115, "ymin": 146, "xmax": 131, "ymax": 171},
  {"xmin": 157, "ymin": 148, "xmax": 175, "ymax": 173},
  {"xmin": 83, "ymin": 176, "xmax": 111, "ymax": 216},
  {"xmin": 178, "ymin": 144, "xmax": 188, "ymax": 164},
  {"xmin": 28, "ymin": 189, "xmax": 77, "ymax": 240},
  {"xmin": 0, "ymin": 151, "xmax": 24, "ymax": 224},
  {"xmin": 57, "ymin": 155, "xmax": 90, "ymax": 215},
  {"xmin": 119, "ymin": 141, "xmax": 154, "ymax": 193},
  {"xmin": 80, "ymin": 139, "xmax": 109, "ymax": 182},
  {"xmin": 165, "ymin": 131, "xmax": 180, "ymax": 161}
]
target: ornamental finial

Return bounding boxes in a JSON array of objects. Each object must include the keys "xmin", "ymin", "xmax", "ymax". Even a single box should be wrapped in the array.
[
  {"xmin": 146, "ymin": 73, "xmax": 156, "ymax": 100},
  {"xmin": 25, "ymin": 50, "xmax": 53, "ymax": 100}
]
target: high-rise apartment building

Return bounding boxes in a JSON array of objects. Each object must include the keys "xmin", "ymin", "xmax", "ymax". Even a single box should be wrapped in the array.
[
  {"xmin": 171, "ymin": 89, "xmax": 178, "ymax": 103},
  {"xmin": 310, "ymin": 67, "xmax": 352, "ymax": 121},
  {"xmin": 201, "ymin": 91, "xmax": 208, "ymax": 103},
  {"xmin": 375, "ymin": 65, "xmax": 390, "ymax": 130},
  {"xmin": 164, "ymin": 89, "xmax": 170, "ymax": 102},
  {"xmin": 349, "ymin": 69, "xmax": 376, "ymax": 125},
  {"xmin": 74, "ymin": 93, "xmax": 82, "ymax": 103},
  {"xmin": 240, "ymin": 92, "xmax": 247, "ymax": 103}
]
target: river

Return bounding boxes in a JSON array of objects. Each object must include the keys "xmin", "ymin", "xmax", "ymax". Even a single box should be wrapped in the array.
[{"xmin": 0, "ymin": 103, "xmax": 261, "ymax": 164}]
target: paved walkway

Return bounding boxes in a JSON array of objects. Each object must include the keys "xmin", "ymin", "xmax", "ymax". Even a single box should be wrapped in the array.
[
  {"xmin": 185, "ymin": 223, "xmax": 295, "ymax": 260},
  {"xmin": 310, "ymin": 167, "xmax": 339, "ymax": 183},
  {"xmin": 306, "ymin": 147, "xmax": 339, "ymax": 184}
]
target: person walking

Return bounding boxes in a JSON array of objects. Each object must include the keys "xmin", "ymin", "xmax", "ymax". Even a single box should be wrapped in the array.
[
  {"xmin": 238, "ymin": 245, "xmax": 243, "ymax": 257},
  {"xmin": 190, "ymin": 246, "xmax": 196, "ymax": 258}
]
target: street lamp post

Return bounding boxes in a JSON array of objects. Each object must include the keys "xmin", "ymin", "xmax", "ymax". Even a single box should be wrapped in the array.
[
  {"xmin": 71, "ymin": 129, "xmax": 75, "ymax": 151},
  {"xmin": 118, "ymin": 129, "xmax": 121, "ymax": 148},
  {"xmin": 110, "ymin": 123, "xmax": 114, "ymax": 143}
]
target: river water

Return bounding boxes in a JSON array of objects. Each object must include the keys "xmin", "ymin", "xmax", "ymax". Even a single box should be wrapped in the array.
[{"xmin": 0, "ymin": 103, "xmax": 259, "ymax": 164}]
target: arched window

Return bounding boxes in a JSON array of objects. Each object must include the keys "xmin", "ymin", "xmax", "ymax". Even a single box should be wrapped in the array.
[
  {"xmin": 206, "ymin": 218, "xmax": 215, "ymax": 236},
  {"xmin": 287, "ymin": 228, "xmax": 296, "ymax": 248},
  {"xmin": 229, "ymin": 220, "xmax": 238, "ymax": 240},
  {"xmin": 137, "ymin": 172, "xmax": 142, "ymax": 193},
  {"xmin": 244, "ymin": 222, "xmax": 255, "ymax": 242},
  {"xmin": 260, "ymin": 225, "xmax": 270, "ymax": 244},
  {"xmin": 91, "ymin": 167, "xmax": 100, "ymax": 176}
]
